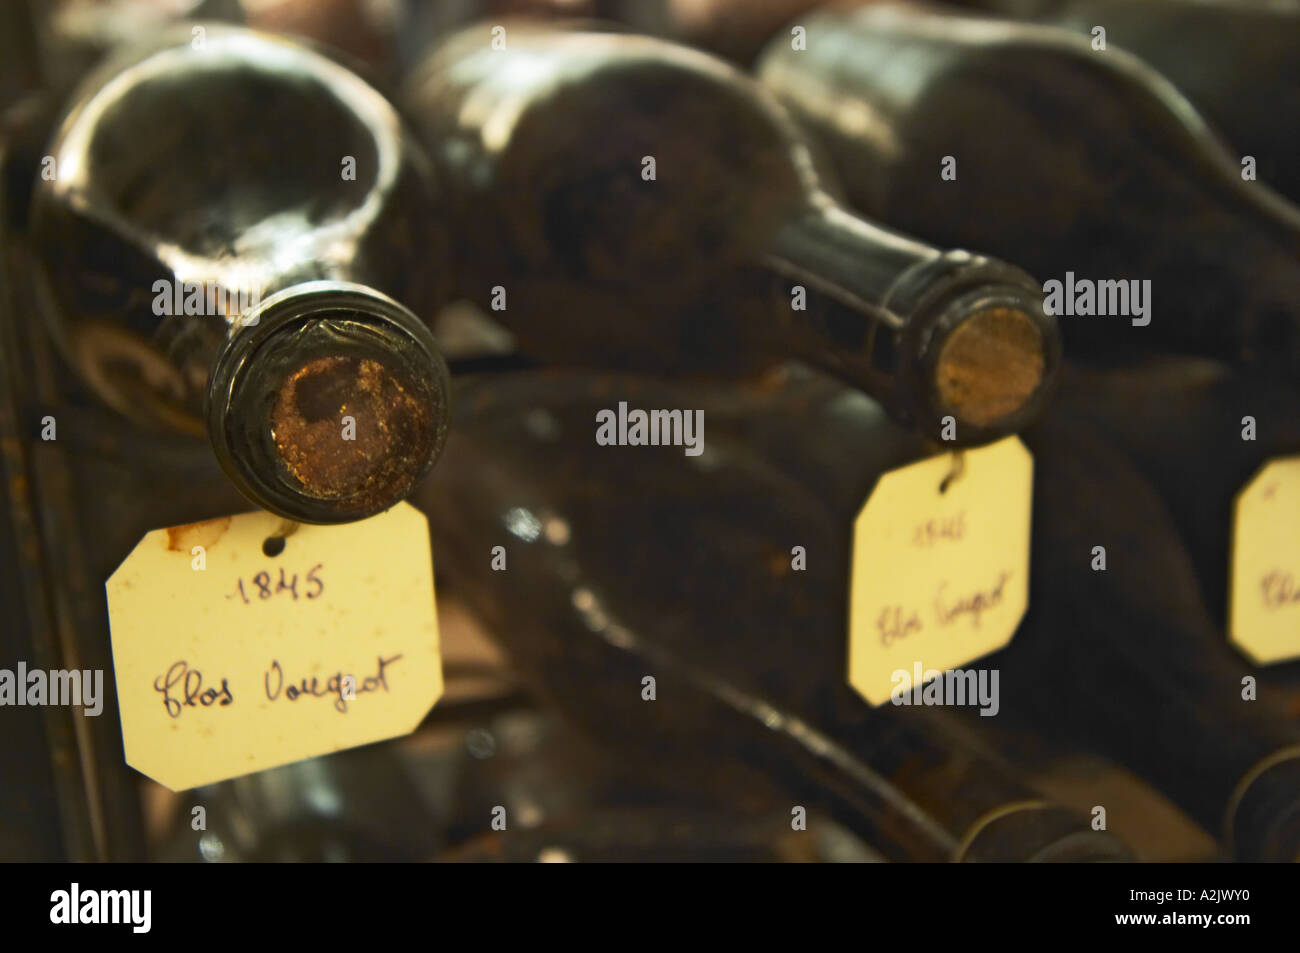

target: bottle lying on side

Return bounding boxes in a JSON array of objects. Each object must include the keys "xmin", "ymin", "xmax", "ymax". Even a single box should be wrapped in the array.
[
  {"xmin": 30, "ymin": 24, "xmax": 453, "ymax": 524},
  {"xmin": 710, "ymin": 366, "xmax": 1300, "ymax": 861},
  {"xmin": 401, "ymin": 20, "xmax": 1061, "ymax": 446},
  {"xmin": 949, "ymin": 0, "xmax": 1300, "ymax": 204},
  {"xmin": 757, "ymin": 2, "xmax": 1300, "ymax": 381},
  {"xmin": 419, "ymin": 370, "xmax": 1129, "ymax": 861},
  {"xmin": 1051, "ymin": 359, "xmax": 1300, "ymax": 629}
]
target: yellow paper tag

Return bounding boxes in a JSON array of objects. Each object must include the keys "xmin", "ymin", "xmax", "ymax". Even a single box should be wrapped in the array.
[
  {"xmin": 106, "ymin": 502, "xmax": 442, "ymax": 791},
  {"xmin": 848, "ymin": 436, "xmax": 1032, "ymax": 706},
  {"xmin": 1230, "ymin": 455, "xmax": 1300, "ymax": 664}
]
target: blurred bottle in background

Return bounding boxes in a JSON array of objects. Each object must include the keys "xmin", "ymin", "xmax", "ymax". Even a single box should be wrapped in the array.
[
  {"xmin": 758, "ymin": 2, "xmax": 1300, "ymax": 383},
  {"xmin": 1016, "ymin": 413, "xmax": 1300, "ymax": 861},
  {"xmin": 949, "ymin": 0, "xmax": 1300, "ymax": 204},
  {"xmin": 1053, "ymin": 359, "xmax": 1300, "ymax": 626},
  {"xmin": 403, "ymin": 20, "xmax": 1061, "ymax": 446},
  {"xmin": 34, "ymin": 0, "xmax": 244, "ymax": 89},
  {"xmin": 714, "ymin": 366, "xmax": 1300, "ymax": 860}
]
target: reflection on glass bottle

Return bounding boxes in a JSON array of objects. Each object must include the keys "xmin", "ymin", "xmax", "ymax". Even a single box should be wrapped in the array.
[
  {"xmin": 430, "ymin": 706, "xmax": 887, "ymax": 861},
  {"xmin": 419, "ymin": 370, "xmax": 1129, "ymax": 861},
  {"xmin": 402, "ymin": 21, "xmax": 1061, "ymax": 446},
  {"xmin": 758, "ymin": 3, "xmax": 1300, "ymax": 380},
  {"xmin": 154, "ymin": 743, "xmax": 441, "ymax": 862},
  {"xmin": 31, "ymin": 24, "xmax": 452, "ymax": 523}
]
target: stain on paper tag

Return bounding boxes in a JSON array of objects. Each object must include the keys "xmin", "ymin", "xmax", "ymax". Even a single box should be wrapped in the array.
[
  {"xmin": 1230, "ymin": 455, "xmax": 1300, "ymax": 664},
  {"xmin": 848, "ymin": 436, "xmax": 1032, "ymax": 706},
  {"xmin": 106, "ymin": 502, "xmax": 442, "ymax": 791}
]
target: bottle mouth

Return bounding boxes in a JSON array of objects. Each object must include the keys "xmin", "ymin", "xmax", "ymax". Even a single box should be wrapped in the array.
[
  {"xmin": 207, "ymin": 282, "xmax": 451, "ymax": 524},
  {"xmin": 902, "ymin": 259, "xmax": 1061, "ymax": 444},
  {"xmin": 930, "ymin": 296, "xmax": 1053, "ymax": 430},
  {"xmin": 1227, "ymin": 749, "xmax": 1300, "ymax": 861},
  {"xmin": 958, "ymin": 803, "xmax": 1131, "ymax": 862}
]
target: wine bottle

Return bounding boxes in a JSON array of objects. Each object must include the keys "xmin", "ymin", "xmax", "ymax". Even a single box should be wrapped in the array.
[
  {"xmin": 944, "ymin": 0, "xmax": 1300, "ymax": 203},
  {"xmin": 712, "ymin": 365, "xmax": 1300, "ymax": 860},
  {"xmin": 30, "ymin": 24, "xmax": 453, "ymax": 524},
  {"xmin": 757, "ymin": 3, "xmax": 1300, "ymax": 378},
  {"xmin": 1050, "ymin": 360, "xmax": 1300, "ymax": 736},
  {"xmin": 1043, "ymin": 0, "xmax": 1300, "ymax": 205},
  {"xmin": 401, "ymin": 21, "xmax": 1061, "ymax": 446},
  {"xmin": 1053, "ymin": 358, "xmax": 1300, "ymax": 626},
  {"xmin": 419, "ymin": 370, "xmax": 1129, "ymax": 861},
  {"xmin": 1017, "ymin": 413, "xmax": 1300, "ymax": 861}
]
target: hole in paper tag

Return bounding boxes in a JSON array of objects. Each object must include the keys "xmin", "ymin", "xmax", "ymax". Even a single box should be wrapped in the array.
[
  {"xmin": 848, "ymin": 436, "xmax": 1033, "ymax": 706},
  {"xmin": 106, "ymin": 502, "xmax": 442, "ymax": 791}
]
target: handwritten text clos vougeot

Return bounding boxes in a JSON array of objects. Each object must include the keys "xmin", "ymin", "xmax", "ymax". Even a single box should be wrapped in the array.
[
  {"xmin": 877, "ymin": 510, "xmax": 1013, "ymax": 645},
  {"xmin": 107, "ymin": 504, "xmax": 442, "ymax": 790}
]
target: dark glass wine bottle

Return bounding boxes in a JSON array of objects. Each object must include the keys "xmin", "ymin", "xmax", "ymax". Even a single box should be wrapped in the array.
[
  {"xmin": 401, "ymin": 21, "xmax": 1061, "ymax": 446},
  {"xmin": 1051, "ymin": 358, "xmax": 1300, "ymax": 760},
  {"xmin": 1018, "ymin": 413, "xmax": 1300, "ymax": 861},
  {"xmin": 757, "ymin": 2, "xmax": 1300, "ymax": 379},
  {"xmin": 30, "ymin": 24, "xmax": 453, "ymax": 523},
  {"xmin": 419, "ymin": 370, "xmax": 1130, "ymax": 861},
  {"xmin": 1054, "ymin": 358, "xmax": 1300, "ymax": 627},
  {"xmin": 1041, "ymin": 0, "xmax": 1300, "ymax": 205},
  {"xmin": 712, "ymin": 364, "xmax": 1300, "ymax": 860}
]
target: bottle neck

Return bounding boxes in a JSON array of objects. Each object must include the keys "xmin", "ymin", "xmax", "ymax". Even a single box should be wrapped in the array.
[
  {"xmin": 1230, "ymin": 752, "xmax": 1300, "ymax": 862},
  {"xmin": 207, "ymin": 281, "xmax": 451, "ymax": 524},
  {"xmin": 760, "ymin": 202, "xmax": 1060, "ymax": 444}
]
